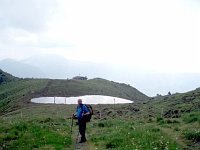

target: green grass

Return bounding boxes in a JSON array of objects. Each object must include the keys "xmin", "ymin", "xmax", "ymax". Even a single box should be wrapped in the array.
[
  {"xmin": 0, "ymin": 103, "xmax": 199, "ymax": 150},
  {"xmin": 0, "ymin": 77, "xmax": 148, "ymax": 115},
  {"xmin": 184, "ymin": 129, "xmax": 200, "ymax": 142},
  {"xmin": 0, "ymin": 73, "xmax": 200, "ymax": 149},
  {"xmin": 89, "ymin": 119, "xmax": 181, "ymax": 150},
  {"xmin": 0, "ymin": 69, "xmax": 17, "ymax": 84},
  {"xmin": 0, "ymin": 117, "xmax": 72, "ymax": 150},
  {"xmin": 183, "ymin": 113, "xmax": 200, "ymax": 124},
  {"xmin": 0, "ymin": 79, "xmax": 49, "ymax": 113},
  {"xmin": 41, "ymin": 78, "xmax": 148, "ymax": 101}
]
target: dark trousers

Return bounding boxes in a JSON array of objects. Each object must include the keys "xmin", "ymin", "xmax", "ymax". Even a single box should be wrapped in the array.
[{"xmin": 78, "ymin": 118, "xmax": 86, "ymax": 141}]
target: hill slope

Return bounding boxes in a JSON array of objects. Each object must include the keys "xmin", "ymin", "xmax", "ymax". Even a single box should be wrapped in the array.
[
  {"xmin": 0, "ymin": 70, "xmax": 199, "ymax": 150},
  {"xmin": 0, "ymin": 69, "xmax": 17, "ymax": 84},
  {"xmin": 146, "ymin": 88, "xmax": 200, "ymax": 118},
  {"xmin": 38, "ymin": 78, "xmax": 148, "ymax": 102},
  {"xmin": 0, "ymin": 71, "xmax": 148, "ymax": 114}
]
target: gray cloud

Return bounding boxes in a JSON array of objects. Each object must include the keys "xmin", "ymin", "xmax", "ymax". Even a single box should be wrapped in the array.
[
  {"xmin": 0, "ymin": 0, "xmax": 56, "ymax": 32},
  {"xmin": 0, "ymin": 0, "xmax": 59, "ymax": 60}
]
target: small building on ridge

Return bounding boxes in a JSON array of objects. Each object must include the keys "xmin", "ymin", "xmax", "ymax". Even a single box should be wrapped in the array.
[{"xmin": 72, "ymin": 76, "xmax": 88, "ymax": 80}]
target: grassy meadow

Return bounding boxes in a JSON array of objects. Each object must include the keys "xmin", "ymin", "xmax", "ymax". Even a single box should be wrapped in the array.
[
  {"xmin": 1, "ymin": 102, "xmax": 199, "ymax": 150},
  {"xmin": 0, "ymin": 74, "xmax": 199, "ymax": 150}
]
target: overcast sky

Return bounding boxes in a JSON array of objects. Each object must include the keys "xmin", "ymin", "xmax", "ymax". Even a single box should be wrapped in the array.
[{"xmin": 0, "ymin": 0, "xmax": 200, "ymax": 73}]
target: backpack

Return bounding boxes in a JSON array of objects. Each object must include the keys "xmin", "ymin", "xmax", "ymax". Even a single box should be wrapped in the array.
[{"xmin": 82, "ymin": 104, "xmax": 93, "ymax": 122}]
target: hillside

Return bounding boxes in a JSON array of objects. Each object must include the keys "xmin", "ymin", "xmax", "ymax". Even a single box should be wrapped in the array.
[
  {"xmin": 0, "ymin": 69, "xmax": 17, "ymax": 84},
  {"xmin": 0, "ymin": 70, "xmax": 199, "ymax": 149},
  {"xmin": 0, "ymin": 70, "xmax": 148, "ymax": 114},
  {"xmin": 37, "ymin": 78, "xmax": 148, "ymax": 101},
  {"xmin": 0, "ymin": 84, "xmax": 199, "ymax": 149},
  {"xmin": 146, "ymin": 88, "xmax": 200, "ymax": 118}
]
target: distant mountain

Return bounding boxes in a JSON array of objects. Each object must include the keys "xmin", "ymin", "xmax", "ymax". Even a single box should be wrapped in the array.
[
  {"xmin": 0, "ymin": 55, "xmax": 111, "ymax": 79},
  {"xmin": 0, "ymin": 58, "xmax": 46, "ymax": 78},
  {"xmin": 21, "ymin": 54, "xmax": 111, "ymax": 79},
  {"xmin": 0, "ymin": 69, "xmax": 17, "ymax": 84}
]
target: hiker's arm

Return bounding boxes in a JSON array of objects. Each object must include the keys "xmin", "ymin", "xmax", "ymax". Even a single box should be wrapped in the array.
[
  {"xmin": 73, "ymin": 110, "xmax": 77, "ymax": 116},
  {"xmin": 82, "ymin": 105, "xmax": 90, "ymax": 116},
  {"xmin": 83, "ymin": 112, "xmax": 90, "ymax": 116},
  {"xmin": 73, "ymin": 107, "xmax": 78, "ymax": 117}
]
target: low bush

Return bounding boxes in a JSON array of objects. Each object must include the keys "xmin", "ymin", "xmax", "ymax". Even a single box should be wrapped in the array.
[
  {"xmin": 184, "ymin": 130, "xmax": 200, "ymax": 142},
  {"xmin": 183, "ymin": 113, "xmax": 199, "ymax": 123},
  {"xmin": 157, "ymin": 117, "xmax": 165, "ymax": 125}
]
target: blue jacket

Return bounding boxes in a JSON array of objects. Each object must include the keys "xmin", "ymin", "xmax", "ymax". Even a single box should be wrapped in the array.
[{"xmin": 76, "ymin": 104, "xmax": 89, "ymax": 120}]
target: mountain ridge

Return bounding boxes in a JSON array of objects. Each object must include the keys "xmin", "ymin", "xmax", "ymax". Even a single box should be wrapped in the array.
[
  {"xmin": 0, "ymin": 58, "xmax": 46, "ymax": 78},
  {"xmin": 1, "ymin": 54, "xmax": 200, "ymax": 96},
  {"xmin": 0, "ymin": 69, "xmax": 149, "ymax": 113}
]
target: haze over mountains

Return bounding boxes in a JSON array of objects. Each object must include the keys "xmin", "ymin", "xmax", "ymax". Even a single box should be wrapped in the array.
[{"xmin": 0, "ymin": 54, "xmax": 200, "ymax": 97}]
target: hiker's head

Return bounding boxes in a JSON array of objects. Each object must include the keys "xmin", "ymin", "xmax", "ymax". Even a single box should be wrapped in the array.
[{"xmin": 78, "ymin": 99, "xmax": 82, "ymax": 105}]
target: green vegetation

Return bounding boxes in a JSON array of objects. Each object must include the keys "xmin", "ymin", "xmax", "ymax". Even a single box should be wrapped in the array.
[
  {"xmin": 0, "ymin": 117, "xmax": 72, "ymax": 149},
  {"xmin": 184, "ymin": 129, "xmax": 200, "ymax": 142},
  {"xmin": 0, "ymin": 70, "xmax": 199, "ymax": 149},
  {"xmin": 87, "ymin": 112, "xmax": 200, "ymax": 149},
  {"xmin": 90, "ymin": 119, "xmax": 181, "ymax": 150},
  {"xmin": 38, "ymin": 78, "xmax": 148, "ymax": 101},
  {"xmin": 183, "ymin": 113, "xmax": 200, "ymax": 123},
  {"xmin": 0, "ymin": 79, "xmax": 49, "ymax": 113},
  {"xmin": 0, "ymin": 69, "xmax": 148, "ymax": 115},
  {"xmin": 1, "ymin": 102, "xmax": 199, "ymax": 150},
  {"xmin": 0, "ymin": 69, "xmax": 17, "ymax": 84}
]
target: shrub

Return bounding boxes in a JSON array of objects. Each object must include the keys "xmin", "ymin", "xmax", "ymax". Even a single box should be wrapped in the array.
[
  {"xmin": 4, "ymin": 134, "xmax": 18, "ymax": 141},
  {"xmin": 40, "ymin": 117, "xmax": 53, "ymax": 123},
  {"xmin": 106, "ymin": 142, "xmax": 117, "ymax": 149},
  {"xmin": 166, "ymin": 119, "xmax": 173, "ymax": 124},
  {"xmin": 183, "ymin": 114, "xmax": 199, "ymax": 123},
  {"xmin": 15, "ymin": 123, "xmax": 27, "ymax": 131},
  {"xmin": 152, "ymin": 128, "xmax": 160, "ymax": 132},
  {"xmin": 157, "ymin": 117, "xmax": 165, "ymax": 125},
  {"xmin": 157, "ymin": 117, "xmax": 164, "ymax": 122},
  {"xmin": 98, "ymin": 123, "xmax": 105, "ymax": 127},
  {"xmin": 99, "ymin": 120, "xmax": 113, "ymax": 128},
  {"xmin": 172, "ymin": 120, "xmax": 180, "ymax": 124},
  {"xmin": 166, "ymin": 119, "xmax": 180, "ymax": 124},
  {"xmin": 174, "ymin": 127, "xmax": 180, "ymax": 132},
  {"xmin": 148, "ymin": 118, "xmax": 153, "ymax": 123},
  {"xmin": 106, "ymin": 137, "xmax": 123, "ymax": 149},
  {"xmin": 184, "ymin": 130, "xmax": 200, "ymax": 142},
  {"xmin": 187, "ymin": 116, "xmax": 198, "ymax": 123}
]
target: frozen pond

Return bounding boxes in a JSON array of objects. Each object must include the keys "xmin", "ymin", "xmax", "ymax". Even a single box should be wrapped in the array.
[{"xmin": 31, "ymin": 95, "xmax": 133, "ymax": 104}]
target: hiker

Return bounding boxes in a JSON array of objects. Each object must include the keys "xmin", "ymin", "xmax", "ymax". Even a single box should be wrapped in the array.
[{"xmin": 73, "ymin": 99, "xmax": 90, "ymax": 143}]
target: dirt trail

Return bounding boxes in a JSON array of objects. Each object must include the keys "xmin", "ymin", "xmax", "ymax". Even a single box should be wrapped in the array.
[
  {"xmin": 161, "ymin": 128, "xmax": 190, "ymax": 150},
  {"xmin": 74, "ymin": 141, "xmax": 96, "ymax": 150},
  {"xmin": 72, "ymin": 130, "xmax": 96, "ymax": 150}
]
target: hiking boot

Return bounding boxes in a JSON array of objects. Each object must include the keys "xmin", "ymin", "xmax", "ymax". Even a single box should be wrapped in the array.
[
  {"xmin": 79, "ymin": 138, "xmax": 87, "ymax": 143},
  {"xmin": 78, "ymin": 139, "xmax": 86, "ymax": 143}
]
